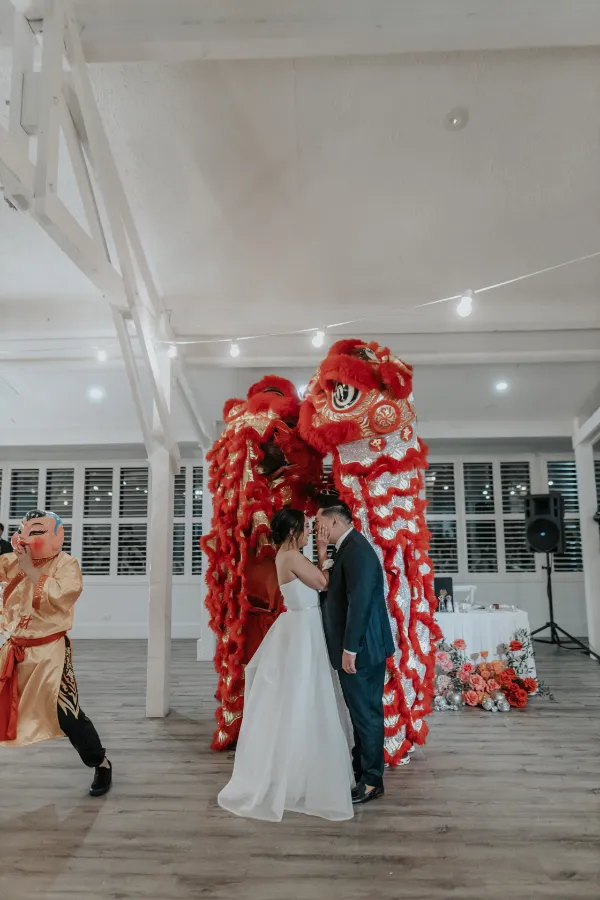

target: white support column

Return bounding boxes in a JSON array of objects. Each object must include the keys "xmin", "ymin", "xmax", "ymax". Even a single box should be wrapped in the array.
[
  {"xmin": 146, "ymin": 349, "xmax": 175, "ymax": 717},
  {"xmin": 197, "ymin": 452, "xmax": 216, "ymax": 662},
  {"xmin": 574, "ymin": 438, "xmax": 600, "ymax": 656}
]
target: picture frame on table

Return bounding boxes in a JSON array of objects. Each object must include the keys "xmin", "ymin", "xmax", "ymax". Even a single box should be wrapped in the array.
[{"xmin": 434, "ymin": 576, "xmax": 454, "ymax": 612}]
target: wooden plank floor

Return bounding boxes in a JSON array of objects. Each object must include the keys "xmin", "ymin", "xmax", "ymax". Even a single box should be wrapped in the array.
[{"xmin": 1, "ymin": 640, "xmax": 599, "ymax": 900}]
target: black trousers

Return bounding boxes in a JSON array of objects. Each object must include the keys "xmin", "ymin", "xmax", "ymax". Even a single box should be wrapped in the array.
[
  {"xmin": 56, "ymin": 705, "xmax": 105, "ymax": 769},
  {"xmin": 339, "ymin": 661, "xmax": 386, "ymax": 789}
]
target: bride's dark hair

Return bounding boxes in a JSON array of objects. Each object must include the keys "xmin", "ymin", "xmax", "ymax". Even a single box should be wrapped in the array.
[{"xmin": 270, "ymin": 508, "xmax": 305, "ymax": 546}]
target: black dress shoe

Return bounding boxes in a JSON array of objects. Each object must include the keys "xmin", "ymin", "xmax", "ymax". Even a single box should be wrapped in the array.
[
  {"xmin": 352, "ymin": 783, "xmax": 384, "ymax": 805},
  {"xmin": 90, "ymin": 760, "xmax": 112, "ymax": 797}
]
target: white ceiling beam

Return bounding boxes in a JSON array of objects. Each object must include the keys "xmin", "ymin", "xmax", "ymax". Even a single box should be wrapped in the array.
[
  {"xmin": 174, "ymin": 328, "xmax": 600, "ymax": 368},
  {"xmin": 573, "ymin": 405, "xmax": 600, "ymax": 448},
  {"xmin": 6, "ymin": 1, "xmax": 600, "ymax": 62},
  {"xmin": 55, "ymin": 1, "xmax": 600, "ymax": 62}
]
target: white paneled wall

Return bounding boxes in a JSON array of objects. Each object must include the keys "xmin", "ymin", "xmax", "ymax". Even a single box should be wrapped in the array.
[
  {"xmin": 1, "ymin": 450, "xmax": 598, "ymax": 639},
  {"xmin": 0, "ymin": 457, "xmax": 206, "ymax": 639}
]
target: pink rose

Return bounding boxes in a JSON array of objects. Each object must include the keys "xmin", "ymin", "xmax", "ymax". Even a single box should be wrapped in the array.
[
  {"xmin": 453, "ymin": 639, "xmax": 467, "ymax": 651},
  {"xmin": 464, "ymin": 690, "xmax": 480, "ymax": 707},
  {"xmin": 487, "ymin": 679, "xmax": 500, "ymax": 692},
  {"xmin": 458, "ymin": 662, "xmax": 476, "ymax": 682},
  {"xmin": 436, "ymin": 674, "xmax": 451, "ymax": 693},
  {"xmin": 436, "ymin": 651, "xmax": 453, "ymax": 673},
  {"xmin": 469, "ymin": 674, "xmax": 486, "ymax": 692}
]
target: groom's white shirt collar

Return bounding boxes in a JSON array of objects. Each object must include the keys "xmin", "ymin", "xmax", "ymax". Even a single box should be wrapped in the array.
[{"xmin": 335, "ymin": 527, "xmax": 354, "ymax": 552}]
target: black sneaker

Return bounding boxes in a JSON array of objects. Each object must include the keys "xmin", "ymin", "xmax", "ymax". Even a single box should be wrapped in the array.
[{"xmin": 90, "ymin": 760, "xmax": 112, "ymax": 797}]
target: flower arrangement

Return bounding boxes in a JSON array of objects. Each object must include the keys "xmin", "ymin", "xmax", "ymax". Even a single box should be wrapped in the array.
[{"xmin": 433, "ymin": 629, "xmax": 550, "ymax": 713}]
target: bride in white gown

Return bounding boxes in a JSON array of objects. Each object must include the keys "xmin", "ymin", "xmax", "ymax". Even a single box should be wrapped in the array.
[{"xmin": 218, "ymin": 509, "xmax": 354, "ymax": 822}]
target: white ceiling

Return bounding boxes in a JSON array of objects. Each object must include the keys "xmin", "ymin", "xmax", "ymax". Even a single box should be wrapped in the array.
[{"xmin": 1, "ymin": 0, "xmax": 600, "ymax": 441}]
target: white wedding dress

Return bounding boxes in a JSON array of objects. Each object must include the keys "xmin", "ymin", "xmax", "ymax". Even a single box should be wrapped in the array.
[{"xmin": 217, "ymin": 578, "xmax": 354, "ymax": 822}]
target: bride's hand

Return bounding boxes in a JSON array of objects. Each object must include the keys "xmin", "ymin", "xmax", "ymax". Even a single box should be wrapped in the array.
[{"xmin": 315, "ymin": 522, "xmax": 330, "ymax": 552}]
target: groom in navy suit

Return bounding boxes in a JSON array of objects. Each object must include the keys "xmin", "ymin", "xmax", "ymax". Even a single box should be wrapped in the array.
[{"xmin": 316, "ymin": 497, "xmax": 395, "ymax": 805}]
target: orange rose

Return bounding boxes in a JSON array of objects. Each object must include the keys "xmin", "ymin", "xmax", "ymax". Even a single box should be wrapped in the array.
[
  {"xmin": 464, "ymin": 690, "xmax": 480, "ymax": 707},
  {"xmin": 478, "ymin": 663, "xmax": 492, "ymax": 680},
  {"xmin": 490, "ymin": 660, "xmax": 504, "ymax": 675},
  {"xmin": 453, "ymin": 639, "xmax": 467, "ymax": 651},
  {"xmin": 480, "ymin": 651, "xmax": 489, "ymax": 659}
]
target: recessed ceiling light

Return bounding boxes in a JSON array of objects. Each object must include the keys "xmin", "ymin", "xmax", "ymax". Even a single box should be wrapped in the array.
[
  {"xmin": 87, "ymin": 386, "xmax": 105, "ymax": 403},
  {"xmin": 444, "ymin": 107, "xmax": 469, "ymax": 131},
  {"xmin": 495, "ymin": 381, "xmax": 508, "ymax": 392}
]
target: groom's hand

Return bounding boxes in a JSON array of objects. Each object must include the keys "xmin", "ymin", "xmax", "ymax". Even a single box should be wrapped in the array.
[{"xmin": 342, "ymin": 650, "xmax": 357, "ymax": 674}]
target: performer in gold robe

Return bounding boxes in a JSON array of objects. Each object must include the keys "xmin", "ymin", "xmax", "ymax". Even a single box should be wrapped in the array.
[{"xmin": 0, "ymin": 510, "xmax": 112, "ymax": 796}]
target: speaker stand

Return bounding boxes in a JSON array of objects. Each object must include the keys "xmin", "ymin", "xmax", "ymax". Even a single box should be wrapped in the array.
[{"xmin": 530, "ymin": 553, "xmax": 600, "ymax": 663}]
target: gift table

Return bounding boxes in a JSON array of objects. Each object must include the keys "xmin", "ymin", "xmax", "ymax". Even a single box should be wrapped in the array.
[{"xmin": 434, "ymin": 608, "xmax": 536, "ymax": 678}]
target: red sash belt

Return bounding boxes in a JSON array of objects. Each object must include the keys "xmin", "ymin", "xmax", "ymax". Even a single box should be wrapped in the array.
[{"xmin": 0, "ymin": 632, "xmax": 66, "ymax": 741}]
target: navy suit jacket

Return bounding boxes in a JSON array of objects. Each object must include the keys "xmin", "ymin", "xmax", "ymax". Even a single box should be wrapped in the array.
[{"xmin": 321, "ymin": 529, "xmax": 395, "ymax": 671}]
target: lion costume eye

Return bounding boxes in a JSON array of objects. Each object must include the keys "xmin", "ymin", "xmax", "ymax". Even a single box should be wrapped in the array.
[{"xmin": 331, "ymin": 382, "xmax": 361, "ymax": 411}]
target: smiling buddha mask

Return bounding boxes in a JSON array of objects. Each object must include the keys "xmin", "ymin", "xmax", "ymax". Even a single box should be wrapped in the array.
[{"xmin": 11, "ymin": 510, "xmax": 65, "ymax": 560}]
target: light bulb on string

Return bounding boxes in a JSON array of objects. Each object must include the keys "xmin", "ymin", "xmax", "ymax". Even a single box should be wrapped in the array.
[
  {"xmin": 229, "ymin": 342, "xmax": 240, "ymax": 358},
  {"xmin": 456, "ymin": 290, "xmax": 474, "ymax": 318},
  {"xmin": 167, "ymin": 344, "xmax": 178, "ymax": 359},
  {"xmin": 311, "ymin": 329, "xmax": 325, "ymax": 348},
  {"xmin": 96, "ymin": 349, "xmax": 107, "ymax": 362}
]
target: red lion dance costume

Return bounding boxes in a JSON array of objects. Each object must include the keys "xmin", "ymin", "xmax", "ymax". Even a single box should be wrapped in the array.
[
  {"xmin": 299, "ymin": 340, "xmax": 442, "ymax": 765},
  {"xmin": 202, "ymin": 376, "xmax": 320, "ymax": 751}
]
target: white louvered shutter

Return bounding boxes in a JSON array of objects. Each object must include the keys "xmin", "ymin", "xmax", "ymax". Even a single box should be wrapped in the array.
[
  {"xmin": 463, "ymin": 462, "xmax": 494, "ymax": 515},
  {"xmin": 45, "ymin": 468, "xmax": 74, "ymax": 517},
  {"xmin": 81, "ymin": 524, "xmax": 112, "ymax": 575},
  {"xmin": 118, "ymin": 523, "xmax": 147, "ymax": 575},
  {"xmin": 463, "ymin": 462, "xmax": 498, "ymax": 574},
  {"xmin": 547, "ymin": 460, "xmax": 582, "ymax": 572},
  {"xmin": 428, "ymin": 520, "xmax": 458, "ymax": 573},
  {"xmin": 10, "ymin": 469, "xmax": 39, "ymax": 518},
  {"xmin": 172, "ymin": 466, "xmax": 186, "ymax": 575},
  {"xmin": 501, "ymin": 462, "xmax": 535, "ymax": 573},
  {"xmin": 83, "ymin": 468, "xmax": 113, "ymax": 518},
  {"xmin": 81, "ymin": 467, "xmax": 114, "ymax": 575},
  {"xmin": 425, "ymin": 463, "xmax": 458, "ymax": 573},
  {"xmin": 119, "ymin": 467, "xmax": 149, "ymax": 517}
]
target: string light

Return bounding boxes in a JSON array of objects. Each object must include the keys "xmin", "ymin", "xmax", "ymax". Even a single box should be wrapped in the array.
[
  {"xmin": 155, "ymin": 249, "xmax": 600, "ymax": 351},
  {"xmin": 456, "ymin": 290, "xmax": 473, "ymax": 317},
  {"xmin": 167, "ymin": 344, "xmax": 178, "ymax": 358},
  {"xmin": 229, "ymin": 342, "xmax": 240, "ymax": 358},
  {"xmin": 96, "ymin": 349, "xmax": 107, "ymax": 362},
  {"xmin": 311, "ymin": 329, "xmax": 325, "ymax": 348}
]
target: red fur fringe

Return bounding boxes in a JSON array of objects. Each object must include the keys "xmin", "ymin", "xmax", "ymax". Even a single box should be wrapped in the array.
[
  {"xmin": 203, "ymin": 383, "xmax": 322, "ymax": 750},
  {"xmin": 331, "ymin": 437, "xmax": 440, "ymax": 766}
]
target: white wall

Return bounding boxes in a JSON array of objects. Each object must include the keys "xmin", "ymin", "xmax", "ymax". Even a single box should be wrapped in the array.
[{"xmin": 70, "ymin": 582, "xmax": 203, "ymax": 640}]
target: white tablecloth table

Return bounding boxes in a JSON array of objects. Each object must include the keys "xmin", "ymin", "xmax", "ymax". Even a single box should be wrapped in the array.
[{"xmin": 434, "ymin": 608, "xmax": 536, "ymax": 678}]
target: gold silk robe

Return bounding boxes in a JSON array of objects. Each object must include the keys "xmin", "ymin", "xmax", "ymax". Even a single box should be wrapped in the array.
[{"xmin": 0, "ymin": 551, "xmax": 83, "ymax": 747}]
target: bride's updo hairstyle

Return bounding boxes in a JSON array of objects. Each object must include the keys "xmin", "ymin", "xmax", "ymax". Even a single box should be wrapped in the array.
[{"xmin": 270, "ymin": 508, "xmax": 305, "ymax": 547}]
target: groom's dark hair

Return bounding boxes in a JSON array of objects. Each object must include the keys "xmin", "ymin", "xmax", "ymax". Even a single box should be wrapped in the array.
[{"xmin": 318, "ymin": 495, "xmax": 353, "ymax": 524}]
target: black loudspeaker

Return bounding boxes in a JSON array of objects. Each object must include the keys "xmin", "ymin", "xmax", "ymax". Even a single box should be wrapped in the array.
[{"xmin": 524, "ymin": 493, "xmax": 565, "ymax": 555}]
